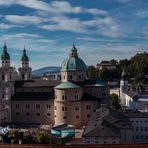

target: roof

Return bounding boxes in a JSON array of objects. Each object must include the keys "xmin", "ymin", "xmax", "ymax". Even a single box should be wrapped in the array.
[
  {"xmin": 15, "ymin": 79, "xmax": 60, "ymax": 88},
  {"xmin": 21, "ymin": 49, "xmax": 29, "ymax": 61},
  {"xmin": 118, "ymin": 110, "xmax": 148, "ymax": 118},
  {"xmin": 52, "ymin": 124, "xmax": 74, "ymax": 131},
  {"xmin": 83, "ymin": 80, "xmax": 108, "ymax": 87},
  {"xmin": 81, "ymin": 93, "xmax": 99, "ymax": 101},
  {"xmin": 1, "ymin": 43, "xmax": 10, "ymax": 60},
  {"xmin": 61, "ymin": 45, "xmax": 86, "ymax": 72},
  {"xmin": 83, "ymin": 107, "xmax": 134, "ymax": 138},
  {"xmin": 1, "ymin": 51, "xmax": 10, "ymax": 60},
  {"xmin": 11, "ymin": 91, "xmax": 54, "ymax": 101},
  {"xmin": 83, "ymin": 125, "xmax": 119, "ymax": 137},
  {"xmin": 61, "ymin": 57, "xmax": 86, "ymax": 72},
  {"xmin": 55, "ymin": 81, "xmax": 80, "ymax": 89}
]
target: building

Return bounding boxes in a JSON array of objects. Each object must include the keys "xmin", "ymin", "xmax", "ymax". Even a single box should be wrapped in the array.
[
  {"xmin": 96, "ymin": 61, "xmax": 116, "ymax": 70},
  {"xmin": 0, "ymin": 43, "xmax": 110, "ymax": 127},
  {"xmin": 119, "ymin": 71, "xmax": 148, "ymax": 112},
  {"xmin": 83, "ymin": 105, "xmax": 148, "ymax": 144}
]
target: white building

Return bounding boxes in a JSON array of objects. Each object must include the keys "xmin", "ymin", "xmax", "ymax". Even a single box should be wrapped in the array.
[{"xmin": 119, "ymin": 70, "xmax": 148, "ymax": 112}]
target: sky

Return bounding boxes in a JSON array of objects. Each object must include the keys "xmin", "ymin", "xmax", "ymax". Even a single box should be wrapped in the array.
[{"xmin": 0, "ymin": 0, "xmax": 148, "ymax": 70}]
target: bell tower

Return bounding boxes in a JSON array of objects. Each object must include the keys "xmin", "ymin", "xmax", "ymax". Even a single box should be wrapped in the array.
[
  {"xmin": 18, "ymin": 46, "xmax": 32, "ymax": 80},
  {"xmin": 1, "ymin": 41, "xmax": 10, "ymax": 68}
]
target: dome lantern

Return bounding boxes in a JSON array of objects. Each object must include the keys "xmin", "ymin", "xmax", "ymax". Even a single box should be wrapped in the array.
[
  {"xmin": 21, "ymin": 46, "xmax": 29, "ymax": 62},
  {"xmin": 61, "ymin": 44, "xmax": 86, "ymax": 72},
  {"xmin": 1, "ymin": 41, "xmax": 10, "ymax": 60}
]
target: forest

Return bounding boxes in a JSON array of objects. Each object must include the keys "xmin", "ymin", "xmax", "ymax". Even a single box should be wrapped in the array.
[{"xmin": 87, "ymin": 52, "xmax": 148, "ymax": 85}]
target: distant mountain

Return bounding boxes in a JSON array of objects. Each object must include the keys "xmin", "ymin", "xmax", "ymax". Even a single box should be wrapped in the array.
[{"xmin": 32, "ymin": 66, "xmax": 61, "ymax": 76}]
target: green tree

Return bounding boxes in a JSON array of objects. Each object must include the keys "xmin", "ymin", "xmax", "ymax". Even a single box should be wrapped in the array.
[
  {"xmin": 110, "ymin": 59, "xmax": 118, "ymax": 66},
  {"xmin": 110, "ymin": 93, "xmax": 121, "ymax": 110},
  {"xmin": 35, "ymin": 132, "xmax": 50, "ymax": 144},
  {"xmin": 99, "ymin": 68, "xmax": 110, "ymax": 81},
  {"xmin": 87, "ymin": 65, "xmax": 96, "ymax": 79}
]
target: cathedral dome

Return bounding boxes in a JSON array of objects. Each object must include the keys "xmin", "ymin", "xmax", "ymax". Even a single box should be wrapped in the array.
[
  {"xmin": 1, "ymin": 43, "xmax": 10, "ymax": 60},
  {"xmin": 61, "ymin": 44, "xmax": 86, "ymax": 72},
  {"xmin": 21, "ymin": 48, "xmax": 29, "ymax": 61}
]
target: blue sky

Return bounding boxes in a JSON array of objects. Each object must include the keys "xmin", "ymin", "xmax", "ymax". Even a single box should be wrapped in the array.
[{"xmin": 0, "ymin": 0, "xmax": 148, "ymax": 70}]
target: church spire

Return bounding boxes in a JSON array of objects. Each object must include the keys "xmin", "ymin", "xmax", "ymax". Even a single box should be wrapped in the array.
[
  {"xmin": 3, "ymin": 41, "xmax": 7, "ymax": 52},
  {"xmin": 70, "ymin": 44, "xmax": 78, "ymax": 57},
  {"xmin": 21, "ymin": 46, "xmax": 29, "ymax": 61}
]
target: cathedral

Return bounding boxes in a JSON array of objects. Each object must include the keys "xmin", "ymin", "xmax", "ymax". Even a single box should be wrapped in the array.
[{"xmin": 0, "ymin": 43, "xmax": 110, "ymax": 127}]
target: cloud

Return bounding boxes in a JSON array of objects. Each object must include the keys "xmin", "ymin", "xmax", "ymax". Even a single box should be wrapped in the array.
[
  {"xmin": 0, "ymin": 0, "xmax": 50, "ymax": 11},
  {"xmin": 0, "ymin": 23, "xmax": 17, "ymax": 29},
  {"xmin": 40, "ymin": 16, "xmax": 88, "ymax": 33},
  {"xmin": 0, "ymin": 0, "xmax": 108, "ymax": 16},
  {"xmin": 77, "ymin": 37, "xmax": 124, "ymax": 43},
  {"xmin": 0, "ymin": 33, "xmax": 54, "ymax": 52},
  {"xmin": 4, "ymin": 15, "xmax": 46, "ymax": 24}
]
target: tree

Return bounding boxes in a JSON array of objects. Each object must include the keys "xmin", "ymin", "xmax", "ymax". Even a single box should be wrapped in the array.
[
  {"xmin": 110, "ymin": 93, "xmax": 121, "ymax": 110},
  {"xmin": 99, "ymin": 68, "xmax": 110, "ymax": 81},
  {"xmin": 110, "ymin": 59, "xmax": 118, "ymax": 66},
  {"xmin": 8, "ymin": 129, "xmax": 24, "ymax": 144},
  {"xmin": 35, "ymin": 132, "xmax": 50, "ymax": 144},
  {"xmin": 87, "ymin": 65, "xmax": 96, "ymax": 79}
]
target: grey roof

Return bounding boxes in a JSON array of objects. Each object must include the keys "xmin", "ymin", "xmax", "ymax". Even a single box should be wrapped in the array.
[
  {"xmin": 118, "ymin": 110, "xmax": 148, "ymax": 118},
  {"xmin": 83, "ymin": 125, "xmax": 119, "ymax": 137},
  {"xmin": 11, "ymin": 91, "xmax": 54, "ymax": 101},
  {"xmin": 81, "ymin": 93, "xmax": 99, "ymax": 101},
  {"xmin": 83, "ymin": 108, "xmax": 134, "ymax": 138},
  {"xmin": 15, "ymin": 79, "xmax": 60, "ymax": 88}
]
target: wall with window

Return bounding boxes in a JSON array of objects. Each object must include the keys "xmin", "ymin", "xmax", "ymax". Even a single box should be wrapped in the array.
[
  {"xmin": 83, "ymin": 136, "xmax": 119, "ymax": 144},
  {"xmin": 84, "ymin": 87, "xmax": 109, "ymax": 99},
  {"xmin": 54, "ymin": 101, "xmax": 81, "ymax": 127},
  {"xmin": 55, "ymin": 88, "xmax": 83, "ymax": 102},
  {"xmin": 11, "ymin": 100, "xmax": 54, "ymax": 124},
  {"xmin": 130, "ymin": 118, "xmax": 148, "ymax": 143},
  {"xmin": 81, "ymin": 101, "xmax": 98, "ymax": 125},
  {"xmin": 61, "ymin": 71, "xmax": 86, "ymax": 82}
]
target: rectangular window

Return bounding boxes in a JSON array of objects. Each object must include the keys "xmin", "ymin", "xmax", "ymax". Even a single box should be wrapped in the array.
[
  {"xmin": 26, "ymin": 104, "xmax": 30, "ymax": 109},
  {"xmin": 2, "ymin": 75, "xmax": 4, "ymax": 81},
  {"xmin": 36, "ymin": 113, "xmax": 40, "ymax": 116},
  {"xmin": 55, "ymin": 106, "xmax": 57, "ymax": 110},
  {"xmin": 10, "ymin": 74, "xmax": 12, "ymax": 80},
  {"xmin": 141, "ymin": 127, "xmax": 143, "ymax": 131},
  {"xmin": 75, "ymin": 94, "xmax": 79, "ymax": 99},
  {"xmin": 22, "ymin": 74, "xmax": 25, "ymax": 79},
  {"xmin": 36, "ymin": 104, "xmax": 40, "ymax": 109},
  {"xmin": 47, "ymin": 105, "xmax": 51, "ymax": 109},
  {"xmin": 62, "ymin": 107, "xmax": 67, "ymax": 111},
  {"xmin": 136, "ymin": 127, "xmax": 139, "ymax": 131},
  {"xmin": 102, "ymin": 92, "xmax": 105, "ymax": 97},
  {"xmin": 2, "ymin": 94, "xmax": 4, "ymax": 99},
  {"xmin": 62, "ymin": 95, "xmax": 67, "ymax": 100},
  {"xmin": 86, "ymin": 105, "xmax": 91, "ymax": 110},
  {"xmin": 75, "ymin": 106, "xmax": 79, "ymax": 111},
  {"xmin": 16, "ymin": 104, "xmax": 19, "ymax": 109}
]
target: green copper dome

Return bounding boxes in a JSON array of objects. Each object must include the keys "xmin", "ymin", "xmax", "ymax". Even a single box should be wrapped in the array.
[
  {"xmin": 55, "ymin": 81, "xmax": 80, "ymax": 89},
  {"xmin": 1, "ymin": 43, "xmax": 10, "ymax": 60},
  {"xmin": 21, "ymin": 48, "xmax": 29, "ymax": 61},
  {"xmin": 61, "ymin": 44, "xmax": 86, "ymax": 72}
]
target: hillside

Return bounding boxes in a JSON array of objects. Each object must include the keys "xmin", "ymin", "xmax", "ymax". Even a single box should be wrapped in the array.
[{"xmin": 32, "ymin": 66, "xmax": 61, "ymax": 76}]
